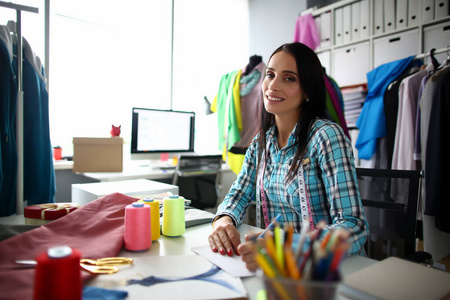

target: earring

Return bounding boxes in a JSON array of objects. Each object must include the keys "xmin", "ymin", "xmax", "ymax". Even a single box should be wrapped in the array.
[{"xmin": 305, "ymin": 98, "xmax": 310, "ymax": 102}]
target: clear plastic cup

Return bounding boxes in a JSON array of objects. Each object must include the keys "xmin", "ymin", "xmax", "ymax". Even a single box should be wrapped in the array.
[{"xmin": 263, "ymin": 277, "xmax": 340, "ymax": 300}]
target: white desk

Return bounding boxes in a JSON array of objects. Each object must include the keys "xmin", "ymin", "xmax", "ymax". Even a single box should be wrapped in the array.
[
  {"xmin": 72, "ymin": 179, "xmax": 179, "ymax": 206},
  {"xmin": 80, "ymin": 164, "xmax": 175, "ymax": 182},
  {"xmin": 87, "ymin": 223, "xmax": 378, "ymax": 300}
]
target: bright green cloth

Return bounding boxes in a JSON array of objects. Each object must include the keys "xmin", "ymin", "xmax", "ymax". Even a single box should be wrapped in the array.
[{"xmin": 211, "ymin": 70, "xmax": 242, "ymax": 151}]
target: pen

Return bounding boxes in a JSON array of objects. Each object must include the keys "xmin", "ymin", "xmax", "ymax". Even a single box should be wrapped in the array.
[
  {"xmin": 273, "ymin": 224, "xmax": 285, "ymax": 273},
  {"xmin": 258, "ymin": 214, "xmax": 282, "ymax": 239}
]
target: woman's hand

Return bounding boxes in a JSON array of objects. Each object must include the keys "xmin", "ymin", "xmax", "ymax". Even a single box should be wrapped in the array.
[
  {"xmin": 208, "ymin": 216, "xmax": 241, "ymax": 256},
  {"xmin": 237, "ymin": 233, "xmax": 260, "ymax": 271}
]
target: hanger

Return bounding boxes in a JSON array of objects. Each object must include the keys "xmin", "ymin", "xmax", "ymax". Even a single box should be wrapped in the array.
[
  {"xmin": 6, "ymin": 20, "xmax": 16, "ymax": 33},
  {"xmin": 429, "ymin": 48, "xmax": 440, "ymax": 70}
]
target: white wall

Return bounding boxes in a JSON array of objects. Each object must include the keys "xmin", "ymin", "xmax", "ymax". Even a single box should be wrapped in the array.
[{"xmin": 248, "ymin": 0, "xmax": 307, "ymax": 63}]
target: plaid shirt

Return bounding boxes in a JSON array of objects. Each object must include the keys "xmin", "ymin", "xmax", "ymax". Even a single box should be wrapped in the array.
[{"xmin": 216, "ymin": 118, "xmax": 369, "ymax": 255}]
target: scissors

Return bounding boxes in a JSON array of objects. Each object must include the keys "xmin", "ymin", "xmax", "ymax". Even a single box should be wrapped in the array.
[
  {"xmin": 16, "ymin": 257, "xmax": 133, "ymax": 275},
  {"xmin": 80, "ymin": 257, "xmax": 133, "ymax": 274}
]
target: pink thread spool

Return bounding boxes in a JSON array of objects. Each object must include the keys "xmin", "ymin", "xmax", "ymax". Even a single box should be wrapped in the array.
[{"xmin": 124, "ymin": 202, "xmax": 151, "ymax": 251}]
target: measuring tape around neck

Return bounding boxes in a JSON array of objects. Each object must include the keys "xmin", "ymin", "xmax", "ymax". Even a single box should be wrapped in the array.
[{"xmin": 256, "ymin": 142, "xmax": 314, "ymax": 231}]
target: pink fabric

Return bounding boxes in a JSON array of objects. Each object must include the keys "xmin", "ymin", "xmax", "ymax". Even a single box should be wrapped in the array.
[
  {"xmin": 324, "ymin": 75, "xmax": 350, "ymax": 139},
  {"xmin": 0, "ymin": 193, "xmax": 136, "ymax": 300},
  {"xmin": 293, "ymin": 13, "xmax": 320, "ymax": 51}
]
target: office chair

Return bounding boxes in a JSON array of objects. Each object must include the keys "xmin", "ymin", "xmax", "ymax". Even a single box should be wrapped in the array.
[
  {"xmin": 356, "ymin": 168, "xmax": 425, "ymax": 260},
  {"xmin": 172, "ymin": 155, "xmax": 223, "ymax": 210}
]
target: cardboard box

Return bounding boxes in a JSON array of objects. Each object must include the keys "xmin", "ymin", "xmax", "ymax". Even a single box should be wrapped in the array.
[{"xmin": 73, "ymin": 137, "xmax": 123, "ymax": 172}]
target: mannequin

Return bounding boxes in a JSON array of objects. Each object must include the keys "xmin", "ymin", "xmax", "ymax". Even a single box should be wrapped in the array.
[{"xmin": 243, "ymin": 55, "xmax": 262, "ymax": 75}]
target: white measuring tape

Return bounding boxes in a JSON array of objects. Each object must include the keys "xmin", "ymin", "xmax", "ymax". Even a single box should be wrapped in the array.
[{"xmin": 256, "ymin": 143, "xmax": 314, "ymax": 231}]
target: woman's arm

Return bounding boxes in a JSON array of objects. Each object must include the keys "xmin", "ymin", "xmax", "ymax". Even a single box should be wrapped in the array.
[{"xmin": 315, "ymin": 121, "xmax": 369, "ymax": 255}]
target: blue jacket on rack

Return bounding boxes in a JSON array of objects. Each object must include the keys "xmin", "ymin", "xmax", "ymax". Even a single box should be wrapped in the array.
[{"xmin": 355, "ymin": 56, "xmax": 415, "ymax": 160}]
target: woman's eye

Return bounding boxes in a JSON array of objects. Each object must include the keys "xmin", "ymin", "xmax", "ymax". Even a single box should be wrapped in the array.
[
  {"xmin": 265, "ymin": 72, "xmax": 274, "ymax": 78},
  {"xmin": 285, "ymin": 76, "xmax": 295, "ymax": 82}
]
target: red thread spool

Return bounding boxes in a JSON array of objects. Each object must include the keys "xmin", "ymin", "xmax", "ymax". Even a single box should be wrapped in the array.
[
  {"xmin": 34, "ymin": 246, "xmax": 82, "ymax": 300},
  {"xmin": 124, "ymin": 202, "xmax": 151, "ymax": 251}
]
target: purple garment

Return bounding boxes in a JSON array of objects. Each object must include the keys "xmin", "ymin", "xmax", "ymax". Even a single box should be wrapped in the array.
[
  {"xmin": 414, "ymin": 72, "xmax": 432, "ymax": 161},
  {"xmin": 293, "ymin": 13, "xmax": 320, "ymax": 51}
]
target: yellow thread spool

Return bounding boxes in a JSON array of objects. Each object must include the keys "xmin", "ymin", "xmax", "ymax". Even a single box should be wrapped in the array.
[{"xmin": 139, "ymin": 197, "xmax": 160, "ymax": 241}]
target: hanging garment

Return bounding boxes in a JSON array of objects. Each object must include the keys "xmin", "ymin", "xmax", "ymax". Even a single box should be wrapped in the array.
[
  {"xmin": 324, "ymin": 74, "xmax": 350, "ymax": 139},
  {"xmin": 212, "ymin": 60, "xmax": 265, "ymax": 174},
  {"xmin": 233, "ymin": 62, "xmax": 264, "ymax": 149},
  {"xmin": 383, "ymin": 68, "xmax": 419, "ymax": 168},
  {"xmin": 391, "ymin": 66, "xmax": 430, "ymax": 171},
  {"xmin": 211, "ymin": 70, "xmax": 242, "ymax": 153},
  {"xmin": 0, "ymin": 26, "xmax": 18, "ymax": 216},
  {"xmin": 292, "ymin": 13, "xmax": 320, "ymax": 51},
  {"xmin": 424, "ymin": 68, "xmax": 450, "ymax": 233},
  {"xmin": 356, "ymin": 56, "xmax": 415, "ymax": 160},
  {"xmin": 21, "ymin": 37, "xmax": 56, "ymax": 205}
]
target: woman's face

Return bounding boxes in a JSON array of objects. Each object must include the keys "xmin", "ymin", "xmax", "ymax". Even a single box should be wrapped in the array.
[{"xmin": 262, "ymin": 51, "xmax": 307, "ymax": 119}]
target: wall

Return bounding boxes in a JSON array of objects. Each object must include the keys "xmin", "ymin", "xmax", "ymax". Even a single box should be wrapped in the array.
[{"xmin": 248, "ymin": 0, "xmax": 307, "ymax": 63}]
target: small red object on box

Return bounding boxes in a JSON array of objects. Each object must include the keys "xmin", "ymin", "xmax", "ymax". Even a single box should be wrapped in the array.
[{"xmin": 24, "ymin": 203, "xmax": 80, "ymax": 225}]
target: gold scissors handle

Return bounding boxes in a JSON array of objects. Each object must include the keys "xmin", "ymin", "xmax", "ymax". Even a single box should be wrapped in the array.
[
  {"xmin": 79, "ymin": 257, "xmax": 133, "ymax": 274},
  {"xmin": 80, "ymin": 257, "xmax": 133, "ymax": 266},
  {"xmin": 80, "ymin": 263, "xmax": 119, "ymax": 274}
]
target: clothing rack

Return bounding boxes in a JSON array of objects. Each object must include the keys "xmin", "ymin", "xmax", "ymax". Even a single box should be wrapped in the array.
[
  {"xmin": 0, "ymin": 1, "xmax": 39, "ymax": 214},
  {"xmin": 415, "ymin": 46, "xmax": 450, "ymax": 59}
]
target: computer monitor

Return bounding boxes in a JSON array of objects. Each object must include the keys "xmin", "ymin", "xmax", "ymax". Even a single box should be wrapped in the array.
[{"xmin": 130, "ymin": 107, "xmax": 195, "ymax": 161}]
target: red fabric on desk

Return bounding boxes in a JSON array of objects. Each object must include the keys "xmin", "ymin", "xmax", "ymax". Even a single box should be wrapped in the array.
[{"xmin": 0, "ymin": 193, "xmax": 136, "ymax": 300}]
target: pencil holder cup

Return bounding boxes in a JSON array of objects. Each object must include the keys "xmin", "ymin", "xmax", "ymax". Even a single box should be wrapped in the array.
[
  {"xmin": 162, "ymin": 195, "xmax": 185, "ymax": 237},
  {"xmin": 263, "ymin": 277, "xmax": 340, "ymax": 300}
]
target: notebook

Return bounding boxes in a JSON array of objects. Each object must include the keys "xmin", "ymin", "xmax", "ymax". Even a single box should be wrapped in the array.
[{"xmin": 340, "ymin": 256, "xmax": 450, "ymax": 300}]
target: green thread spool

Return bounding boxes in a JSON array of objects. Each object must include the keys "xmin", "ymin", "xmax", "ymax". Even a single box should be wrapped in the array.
[{"xmin": 162, "ymin": 195, "xmax": 185, "ymax": 237}]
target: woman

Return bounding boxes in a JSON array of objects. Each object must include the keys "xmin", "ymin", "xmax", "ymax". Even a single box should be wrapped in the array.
[{"xmin": 208, "ymin": 42, "xmax": 368, "ymax": 271}]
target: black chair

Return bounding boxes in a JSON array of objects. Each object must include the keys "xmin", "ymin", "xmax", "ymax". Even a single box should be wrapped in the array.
[
  {"xmin": 172, "ymin": 155, "xmax": 223, "ymax": 210},
  {"xmin": 356, "ymin": 168, "xmax": 424, "ymax": 260}
]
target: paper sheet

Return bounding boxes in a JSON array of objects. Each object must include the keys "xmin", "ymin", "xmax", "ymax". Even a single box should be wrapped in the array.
[
  {"xmin": 87, "ymin": 255, "xmax": 247, "ymax": 300},
  {"xmin": 192, "ymin": 245, "xmax": 256, "ymax": 278}
]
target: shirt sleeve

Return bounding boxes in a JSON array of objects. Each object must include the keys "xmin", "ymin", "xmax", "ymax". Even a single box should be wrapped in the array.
[
  {"xmin": 315, "ymin": 122, "xmax": 369, "ymax": 255},
  {"xmin": 214, "ymin": 140, "xmax": 259, "ymax": 226}
]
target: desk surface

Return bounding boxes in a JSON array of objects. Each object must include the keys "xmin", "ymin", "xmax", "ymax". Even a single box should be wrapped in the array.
[
  {"xmin": 87, "ymin": 223, "xmax": 377, "ymax": 300},
  {"xmin": 78, "ymin": 162, "xmax": 232, "ymax": 182}
]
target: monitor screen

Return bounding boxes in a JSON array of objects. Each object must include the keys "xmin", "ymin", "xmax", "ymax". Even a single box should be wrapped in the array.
[{"xmin": 131, "ymin": 107, "xmax": 195, "ymax": 158}]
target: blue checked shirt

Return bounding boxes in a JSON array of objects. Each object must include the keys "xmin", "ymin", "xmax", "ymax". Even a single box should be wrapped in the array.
[{"xmin": 216, "ymin": 118, "xmax": 369, "ymax": 255}]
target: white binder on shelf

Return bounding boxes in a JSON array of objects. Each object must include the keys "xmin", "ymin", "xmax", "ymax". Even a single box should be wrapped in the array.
[
  {"xmin": 321, "ymin": 11, "xmax": 332, "ymax": 48},
  {"xmin": 335, "ymin": 8, "xmax": 344, "ymax": 45},
  {"xmin": 332, "ymin": 42, "xmax": 370, "ymax": 87},
  {"xmin": 422, "ymin": 0, "xmax": 435, "ymax": 22},
  {"xmin": 351, "ymin": 2, "xmax": 361, "ymax": 41},
  {"xmin": 317, "ymin": 50, "xmax": 331, "ymax": 74},
  {"xmin": 314, "ymin": 15, "xmax": 323, "ymax": 49},
  {"xmin": 423, "ymin": 21, "xmax": 450, "ymax": 62},
  {"xmin": 396, "ymin": 0, "xmax": 408, "ymax": 29},
  {"xmin": 360, "ymin": 0, "xmax": 370, "ymax": 39},
  {"xmin": 384, "ymin": 0, "xmax": 396, "ymax": 32},
  {"xmin": 435, "ymin": 0, "xmax": 449, "ymax": 19},
  {"xmin": 373, "ymin": 29, "xmax": 419, "ymax": 68},
  {"xmin": 408, "ymin": 0, "xmax": 422, "ymax": 26},
  {"xmin": 374, "ymin": 0, "xmax": 385, "ymax": 35},
  {"xmin": 343, "ymin": 5, "xmax": 352, "ymax": 43}
]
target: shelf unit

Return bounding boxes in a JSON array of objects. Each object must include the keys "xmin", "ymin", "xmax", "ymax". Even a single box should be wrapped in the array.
[{"xmin": 310, "ymin": 0, "xmax": 450, "ymax": 87}]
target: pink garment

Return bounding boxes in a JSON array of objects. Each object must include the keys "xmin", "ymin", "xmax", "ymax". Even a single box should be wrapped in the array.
[
  {"xmin": 0, "ymin": 193, "xmax": 136, "ymax": 300},
  {"xmin": 293, "ymin": 13, "xmax": 320, "ymax": 51},
  {"xmin": 324, "ymin": 75, "xmax": 350, "ymax": 139}
]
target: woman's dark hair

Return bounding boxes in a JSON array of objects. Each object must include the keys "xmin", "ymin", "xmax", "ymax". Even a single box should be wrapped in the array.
[{"xmin": 257, "ymin": 42, "xmax": 327, "ymax": 181}]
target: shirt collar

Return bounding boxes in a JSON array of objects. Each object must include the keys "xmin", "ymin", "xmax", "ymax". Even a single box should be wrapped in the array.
[{"xmin": 266, "ymin": 124, "xmax": 298, "ymax": 150}]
